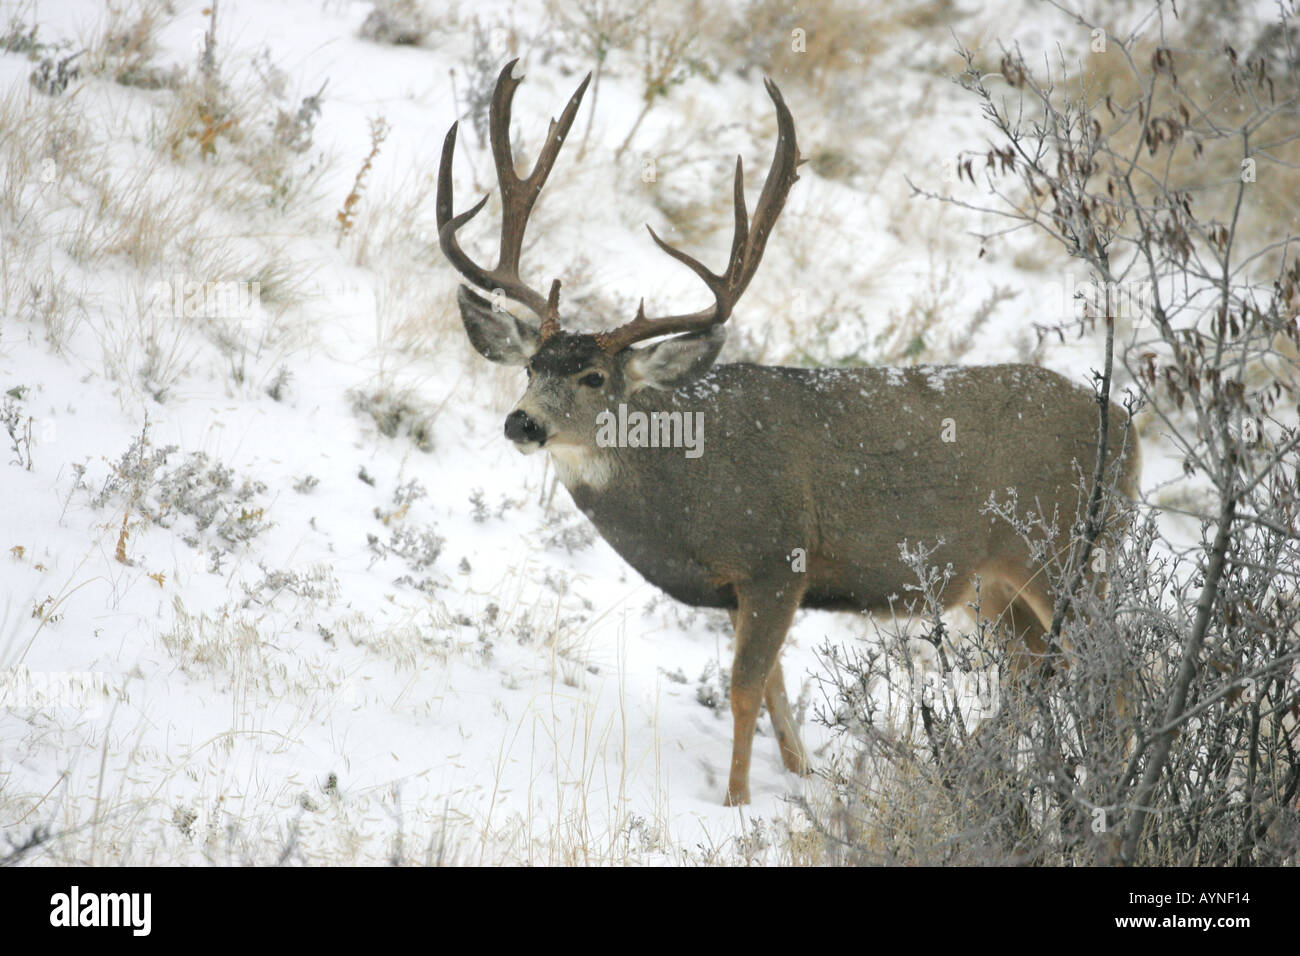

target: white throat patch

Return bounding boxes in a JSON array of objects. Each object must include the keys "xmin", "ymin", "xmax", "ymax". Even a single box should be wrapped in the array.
[{"xmin": 546, "ymin": 442, "xmax": 613, "ymax": 491}]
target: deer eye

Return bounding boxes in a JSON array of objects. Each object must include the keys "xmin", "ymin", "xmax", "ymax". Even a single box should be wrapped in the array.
[{"xmin": 579, "ymin": 372, "xmax": 605, "ymax": 388}]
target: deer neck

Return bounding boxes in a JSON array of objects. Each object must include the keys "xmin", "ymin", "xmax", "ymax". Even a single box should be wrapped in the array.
[
  {"xmin": 545, "ymin": 386, "xmax": 703, "ymax": 499},
  {"xmin": 546, "ymin": 440, "xmax": 618, "ymax": 492}
]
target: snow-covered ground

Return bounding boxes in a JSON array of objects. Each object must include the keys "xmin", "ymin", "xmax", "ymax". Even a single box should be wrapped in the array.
[{"xmin": 0, "ymin": 0, "xmax": 1193, "ymax": 864}]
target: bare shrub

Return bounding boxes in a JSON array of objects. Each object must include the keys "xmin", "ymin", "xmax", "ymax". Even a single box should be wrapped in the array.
[
  {"xmin": 90, "ymin": 425, "xmax": 273, "ymax": 560},
  {"xmin": 359, "ymin": 0, "xmax": 436, "ymax": 47},
  {"xmin": 814, "ymin": 2, "xmax": 1300, "ymax": 866},
  {"xmin": 349, "ymin": 386, "xmax": 437, "ymax": 452}
]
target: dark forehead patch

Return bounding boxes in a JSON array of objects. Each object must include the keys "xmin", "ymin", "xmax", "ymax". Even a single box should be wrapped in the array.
[{"xmin": 529, "ymin": 331, "xmax": 603, "ymax": 375}]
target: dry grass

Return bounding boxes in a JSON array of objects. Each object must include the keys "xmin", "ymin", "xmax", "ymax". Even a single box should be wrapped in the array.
[
  {"xmin": 718, "ymin": 0, "xmax": 959, "ymax": 92},
  {"xmin": 336, "ymin": 116, "xmax": 389, "ymax": 247},
  {"xmin": 0, "ymin": 2, "xmax": 328, "ymax": 405}
]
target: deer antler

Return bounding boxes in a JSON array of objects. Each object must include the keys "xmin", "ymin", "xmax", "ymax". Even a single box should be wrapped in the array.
[
  {"xmin": 594, "ymin": 78, "xmax": 803, "ymax": 353},
  {"xmin": 437, "ymin": 59, "xmax": 590, "ymax": 339}
]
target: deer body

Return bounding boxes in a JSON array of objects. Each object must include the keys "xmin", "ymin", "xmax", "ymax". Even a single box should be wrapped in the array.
[
  {"xmin": 563, "ymin": 362, "xmax": 1133, "ymax": 617},
  {"xmin": 438, "ymin": 62, "xmax": 1141, "ymax": 804}
]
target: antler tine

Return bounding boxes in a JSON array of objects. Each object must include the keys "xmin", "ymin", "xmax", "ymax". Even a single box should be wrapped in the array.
[
  {"xmin": 437, "ymin": 59, "xmax": 591, "ymax": 332},
  {"xmin": 595, "ymin": 77, "xmax": 802, "ymax": 354},
  {"xmin": 437, "ymin": 124, "xmax": 548, "ymax": 313},
  {"xmin": 490, "ymin": 60, "xmax": 590, "ymax": 277},
  {"xmin": 539, "ymin": 279, "xmax": 562, "ymax": 340}
]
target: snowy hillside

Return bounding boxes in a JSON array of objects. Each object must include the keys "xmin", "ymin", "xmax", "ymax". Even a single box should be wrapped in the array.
[{"xmin": 1, "ymin": 0, "xmax": 1282, "ymax": 866}]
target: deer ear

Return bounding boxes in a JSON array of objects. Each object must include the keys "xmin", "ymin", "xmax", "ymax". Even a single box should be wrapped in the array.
[
  {"xmin": 457, "ymin": 285, "xmax": 541, "ymax": 366},
  {"xmin": 624, "ymin": 326, "xmax": 726, "ymax": 393}
]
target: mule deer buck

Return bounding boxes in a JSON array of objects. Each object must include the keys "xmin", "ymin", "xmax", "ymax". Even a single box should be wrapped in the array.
[{"xmin": 438, "ymin": 61, "xmax": 1141, "ymax": 805}]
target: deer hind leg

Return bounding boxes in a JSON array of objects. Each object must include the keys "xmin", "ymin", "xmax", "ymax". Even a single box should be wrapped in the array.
[
  {"xmin": 982, "ymin": 566, "xmax": 1134, "ymax": 747},
  {"xmin": 972, "ymin": 566, "xmax": 1056, "ymax": 677},
  {"xmin": 765, "ymin": 659, "xmax": 810, "ymax": 776},
  {"xmin": 725, "ymin": 578, "xmax": 806, "ymax": 806}
]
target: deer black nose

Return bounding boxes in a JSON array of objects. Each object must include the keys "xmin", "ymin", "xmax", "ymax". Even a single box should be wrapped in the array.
[{"xmin": 504, "ymin": 409, "xmax": 546, "ymax": 445}]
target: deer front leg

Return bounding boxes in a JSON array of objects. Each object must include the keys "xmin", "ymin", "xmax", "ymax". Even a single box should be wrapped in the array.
[
  {"xmin": 725, "ymin": 612, "xmax": 809, "ymax": 776},
  {"xmin": 725, "ymin": 579, "xmax": 805, "ymax": 806}
]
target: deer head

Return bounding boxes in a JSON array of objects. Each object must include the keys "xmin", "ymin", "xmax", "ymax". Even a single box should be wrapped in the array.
[{"xmin": 438, "ymin": 60, "xmax": 801, "ymax": 474}]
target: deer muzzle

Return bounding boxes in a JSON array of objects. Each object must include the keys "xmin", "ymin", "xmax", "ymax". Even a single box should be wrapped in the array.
[{"xmin": 504, "ymin": 408, "xmax": 546, "ymax": 452}]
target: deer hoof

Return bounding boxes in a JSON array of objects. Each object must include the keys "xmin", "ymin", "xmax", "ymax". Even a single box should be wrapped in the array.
[
  {"xmin": 780, "ymin": 747, "xmax": 810, "ymax": 776},
  {"xmin": 723, "ymin": 787, "xmax": 751, "ymax": 807}
]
